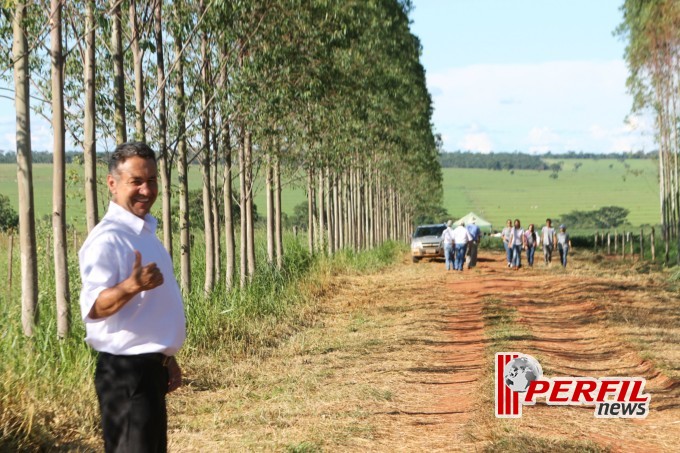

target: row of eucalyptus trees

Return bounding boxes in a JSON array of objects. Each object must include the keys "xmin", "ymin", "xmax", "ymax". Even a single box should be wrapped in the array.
[
  {"xmin": 618, "ymin": 0, "xmax": 680, "ymax": 264},
  {"xmin": 1, "ymin": 0, "xmax": 442, "ymax": 338}
]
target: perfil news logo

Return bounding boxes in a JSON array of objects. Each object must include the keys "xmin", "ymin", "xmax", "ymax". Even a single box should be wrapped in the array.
[{"xmin": 495, "ymin": 353, "xmax": 650, "ymax": 419}]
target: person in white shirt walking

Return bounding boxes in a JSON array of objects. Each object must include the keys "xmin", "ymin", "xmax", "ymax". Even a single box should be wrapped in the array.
[
  {"xmin": 541, "ymin": 218, "xmax": 556, "ymax": 265},
  {"xmin": 79, "ymin": 142, "xmax": 186, "ymax": 452},
  {"xmin": 452, "ymin": 222, "xmax": 473, "ymax": 271},
  {"xmin": 442, "ymin": 220, "xmax": 455, "ymax": 271},
  {"xmin": 507, "ymin": 218, "xmax": 526, "ymax": 270}
]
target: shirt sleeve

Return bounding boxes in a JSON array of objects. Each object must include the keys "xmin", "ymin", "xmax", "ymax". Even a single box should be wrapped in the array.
[{"xmin": 79, "ymin": 240, "xmax": 121, "ymax": 323}]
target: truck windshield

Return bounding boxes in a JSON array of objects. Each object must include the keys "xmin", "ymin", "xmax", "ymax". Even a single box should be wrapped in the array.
[{"xmin": 414, "ymin": 226, "xmax": 445, "ymax": 238}]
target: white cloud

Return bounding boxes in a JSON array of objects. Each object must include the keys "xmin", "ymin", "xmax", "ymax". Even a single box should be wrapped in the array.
[
  {"xmin": 527, "ymin": 127, "xmax": 561, "ymax": 153},
  {"xmin": 427, "ymin": 60, "xmax": 656, "ymax": 153},
  {"xmin": 459, "ymin": 132, "xmax": 493, "ymax": 153}
]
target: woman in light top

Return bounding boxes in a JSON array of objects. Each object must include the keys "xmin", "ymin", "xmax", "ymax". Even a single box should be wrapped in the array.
[
  {"xmin": 501, "ymin": 219, "xmax": 513, "ymax": 268},
  {"xmin": 508, "ymin": 219, "xmax": 526, "ymax": 270},
  {"xmin": 524, "ymin": 223, "xmax": 538, "ymax": 267}
]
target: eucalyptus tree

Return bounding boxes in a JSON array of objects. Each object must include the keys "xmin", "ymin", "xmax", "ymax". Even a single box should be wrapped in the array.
[
  {"xmin": 50, "ymin": 0, "xmax": 70, "ymax": 339},
  {"xmin": 110, "ymin": 0, "xmax": 126, "ymax": 143},
  {"xmin": 83, "ymin": 0, "xmax": 98, "ymax": 231},
  {"xmin": 10, "ymin": 1, "xmax": 39, "ymax": 337},
  {"xmin": 169, "ymin": 0, "xmax": 191, "ymax": 294},
  {"xmin": 618, "ymin": 0, "xmax": 680, "ymax": 263}
]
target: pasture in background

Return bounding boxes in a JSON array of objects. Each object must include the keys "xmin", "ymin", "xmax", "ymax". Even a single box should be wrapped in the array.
[{"xmin": 441, "ymin": 158, "xmax": 658, "ymax": 230}]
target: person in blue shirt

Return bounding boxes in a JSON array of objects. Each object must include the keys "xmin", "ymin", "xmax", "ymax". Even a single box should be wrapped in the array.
[{"xmin": 466, "ymin": 219, "xmax": 481, "ymax": 269}]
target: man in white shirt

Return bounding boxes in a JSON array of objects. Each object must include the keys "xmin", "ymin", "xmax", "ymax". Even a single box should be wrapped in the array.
[
  {"xmin": 442, "ymin": 220, "xmax": 455, "ymax": 271},
  {"xmin": 79, "ymin": 142, "xmax": 186, "ymax": 452},
  {"xmin": 452, "ymin": 222, "xmax": 473, "ymax": 271}
]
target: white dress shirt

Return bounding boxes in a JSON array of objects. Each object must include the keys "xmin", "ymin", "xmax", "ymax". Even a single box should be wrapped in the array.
[
  {"xmin": 79, "ymin": 202, "xmax": 186, "ymax": 356},
  {"xmin": 452, "ymin": 225, "xmax": 473, "ymax": 245},
  {"xmin": 442, "ymin": 227, "xmax": 454, "ymax": 245}
]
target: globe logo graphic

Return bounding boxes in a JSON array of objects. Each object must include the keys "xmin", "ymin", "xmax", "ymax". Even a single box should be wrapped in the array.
[{"xmin": 504, "ymin": 355, "xmax": 543, "ymax": 393}]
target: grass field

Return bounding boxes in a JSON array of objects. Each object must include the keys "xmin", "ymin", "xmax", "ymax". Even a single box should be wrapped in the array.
[
  {"xmin": 442, "ymin": 158, "xmax": 659, "ymax": 229},
  {"xmin": 0, "ymin": 163, "xmax": 308, "ymax": 229},
  {"xmin": 0, "ymin": 157, "xmax": 661, "ymax": 232}
]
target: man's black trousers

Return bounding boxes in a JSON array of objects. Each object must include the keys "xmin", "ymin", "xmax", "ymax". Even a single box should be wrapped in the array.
[{"xmin": 95, "ymin": 352, "xmax": 169, "ymax": 453}]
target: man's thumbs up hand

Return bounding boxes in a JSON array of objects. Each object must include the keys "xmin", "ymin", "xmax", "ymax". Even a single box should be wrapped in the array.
[{"xmin": 129, "ymin": 250, "xmax": 164, "ymax": 292}]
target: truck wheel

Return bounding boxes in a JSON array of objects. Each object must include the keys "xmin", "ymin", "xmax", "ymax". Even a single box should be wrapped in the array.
[{"xmin": 412, "ymin": 256, "xmax": 420, "ymax": 263}]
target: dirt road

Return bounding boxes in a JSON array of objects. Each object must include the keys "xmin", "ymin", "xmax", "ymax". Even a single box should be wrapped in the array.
[{"xmin": 169, "ymin": 251, "xmax": 680, "ymax": 452}]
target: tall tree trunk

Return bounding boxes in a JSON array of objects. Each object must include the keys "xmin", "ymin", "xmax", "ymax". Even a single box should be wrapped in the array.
[
  {"xmin": 211, "ymin": 107, "xmax": 221, "ymax": 283},
  {"xmin": 174, "ymin": 29, "xmax": 190, "ymax": 295},
  {"xmin": 201, "ymin": 117, "xmax": 214, "ymax": 293},
  {"xmin": 317, "ymin": 167, "xmax": 324, "ymax": 253},
  {"xmin": 266, "ymin": 152, "xmax": 275, "ymax": 264},
  {"xmin": 13, "ymin": 0, "xmax": 39, "ymax": 337},
  {"xmin": 307, "ymin": 167, "xmax": 315, "ymax": 253},
  {"xmin": 155, "ymin": 0, "xmax": 172, "ymax": 255},
  {"xmin": 223, "ymin": 123, "xmax": 235, "ymax": 289},
  {"xmin": 219, "ymin": 46, "xmax": 234, "ymax": 289},
  {"xmin": 245, "ymin": 131, "xmax": 256, "ymax": 279},
  {"xmin": 111, "ymin": 0, "xmax": 126, "ymax": 143},
  {"xmin": 129, "ymin": 0, "xmax": 144, "ymax": 140},
  {"xmin": 201, "ymin": 20, "xmax": 214, "ymax": 294},
  {"xmin": 51, "ymin": 0, "xmax": 70, "ymax": 339},
  {"xmin": 83, "ymin": 0, "xmax": 98, "ymax": 232},
  {"xmin": 274, "ymin": 153, "xmax": 283, "ymax": 269},
  {"xmin": 333, "ymin": 171, "xmax": 339, "ymax": 251},
  {"xmin": 239, "ymin": 127, "xmax": 247, "ymax": 288},
  {"xmin": 325, "ymin": 166, "xmax": 333, "ymax": 255}
]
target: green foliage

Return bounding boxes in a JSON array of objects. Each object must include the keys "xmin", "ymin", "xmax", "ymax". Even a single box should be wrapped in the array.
[
  {"xmin": 286, "ymin": 201, "xmax": 309, "ymax": 231},
  {"xmin": 413, "ymin": 204, "xmax": 451, "ymax": 226},
  {"xmin": 560, "ymin": 206, "xmax": 630, "ymax": 229},
  {"xmin": 0, "ymin": 194, "xmax": 18, "ymax": 231}
]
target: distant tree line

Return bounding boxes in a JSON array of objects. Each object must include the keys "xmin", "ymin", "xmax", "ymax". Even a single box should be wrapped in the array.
[
  {"xmin": 439, "ymin": 150, "xmax": 656, "ymax": 170},
  {"xmin": 439, "ymin": 152, "xmax": 548, "ymax": 170}
]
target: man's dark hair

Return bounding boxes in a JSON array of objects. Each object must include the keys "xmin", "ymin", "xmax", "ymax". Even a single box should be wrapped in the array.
[
  {"xmin": 108, "ymin": 142, "xmax": 157, "ymax": 174},
  {"xmin": 546, "ymin": 218, "xmax": 551, "ymax": 223}
]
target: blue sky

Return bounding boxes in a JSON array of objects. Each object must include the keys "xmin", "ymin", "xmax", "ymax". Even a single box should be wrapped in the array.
[{"xmin": 409, "ymin": 0, "xmax": 655, "ymax": 153}]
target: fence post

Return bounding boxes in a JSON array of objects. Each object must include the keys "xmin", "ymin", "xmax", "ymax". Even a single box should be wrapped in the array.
[
  {"xmin": 614, "ymin": 230, "xmax": 618, "ymax": 254},
  {"xmin": 622, "ymin": 231, "xmax": 626, "ymax": 259},
  {"xmin": 594, "ymin": 231, "xmax": 599, "ymax": 252},
  {"xmin": 629, "ymin": 232, "xmax": 633, "ymax": 257},
  {"xmin": 651, "ymin": 227, "xmax": 656, "ymax": 261},
  {"xmin": 607, "ymin": 232, "xmax": 611, "ymax": 255},
  {"xmin": 640, "ymin": 229, "xmax": 644, "ymax": 261}
]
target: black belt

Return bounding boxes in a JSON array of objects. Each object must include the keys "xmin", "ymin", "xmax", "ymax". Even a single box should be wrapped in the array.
[{"xmin": 100, "ymin": 352, "xmax": 172, "ymax": 367}]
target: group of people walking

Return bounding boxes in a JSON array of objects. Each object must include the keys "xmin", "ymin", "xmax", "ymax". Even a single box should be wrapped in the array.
[
  {"xmin": 501, "ymin": 218, "xmax": 571, "ymax": 269},
  {"xmin": 441, "ymin": 220, "xmax": 481, "ymax": 271}
]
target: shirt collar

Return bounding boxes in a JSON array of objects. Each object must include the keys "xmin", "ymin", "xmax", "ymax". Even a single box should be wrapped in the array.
[{"xmin": 106, "ymin": 201, "xmax": 157, "ymax": 235}]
